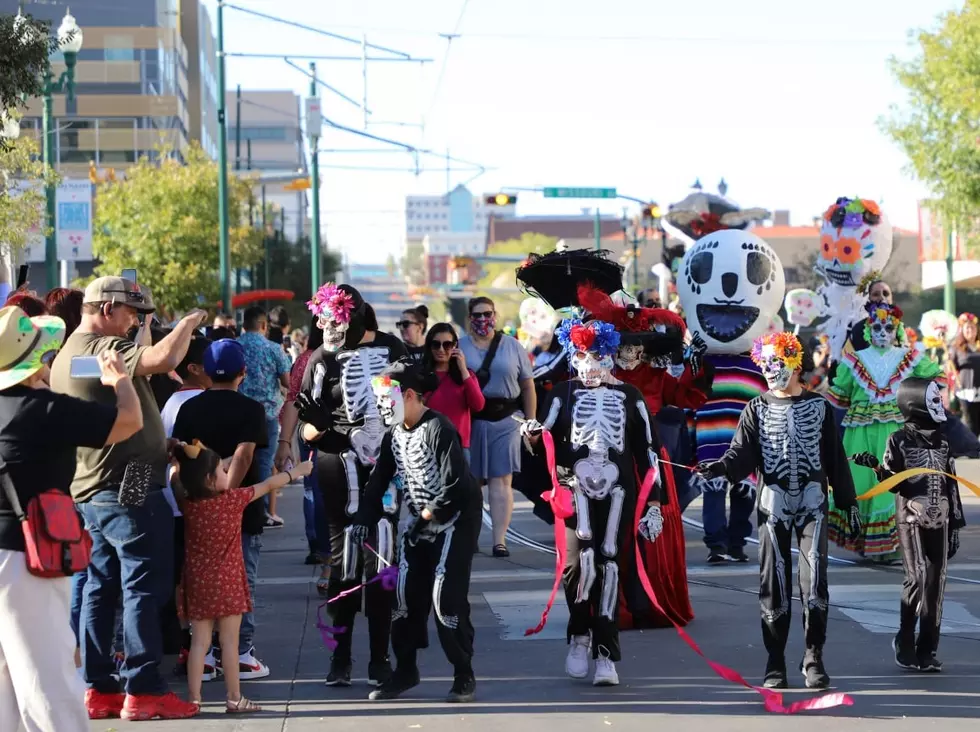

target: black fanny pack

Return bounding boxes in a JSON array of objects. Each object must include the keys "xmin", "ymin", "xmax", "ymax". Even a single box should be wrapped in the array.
[{"xmin": 477, "ymin": 398, "xmax": 520, "ymax": 422}]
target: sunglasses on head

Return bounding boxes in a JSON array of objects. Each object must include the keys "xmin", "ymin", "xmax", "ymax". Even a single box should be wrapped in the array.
[
  {"xmin": 395, "ymin": 320, "xmax": 418, "ymax": 329},
  {"xmin": 430, "ymin": 340, "xmax": 455, "ymax": 351},
  {"xmin": 470, "ymin": 311, "xmax": 493, "ymax": 319}
]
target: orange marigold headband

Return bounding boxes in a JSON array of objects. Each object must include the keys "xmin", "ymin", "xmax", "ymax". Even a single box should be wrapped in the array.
[{"xmin": 751, "ymin": 332, "xmax": 803, "ymax": 372}]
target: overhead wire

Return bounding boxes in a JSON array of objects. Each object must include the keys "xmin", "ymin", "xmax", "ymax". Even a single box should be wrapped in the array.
[{"xmin": 421, "ymin": 0, "xmax": 471, "ymax": 134}]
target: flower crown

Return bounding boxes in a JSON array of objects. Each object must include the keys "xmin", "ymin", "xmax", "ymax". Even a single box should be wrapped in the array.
[
  {"xmin": 856, "ymin": 269, "xmax": 884, "ymax": 296},
  {"xmin": 371, "ymin": 375, "xmax": 400, "ymax": 393},
  {"xmin": 823, "ymin": 197, "xmax": 882, "ymax": 229},
  {"xmin": 307, "ymin": 283, "xmax": 354, "ymax": 323},
  {"xmin": 750, "ymin": 332, "xmax": 803, "ymax": 372},
  {"xmin": 958, "ymin": 312, "xmax": 978, "ymax": 326},
  {"xmin": 866, "ymin": 301, "xmax": 903, "ymax": 324},
  {"xmin": 555, "ymin": 318, "xmax": 620, "ymax": 357}
]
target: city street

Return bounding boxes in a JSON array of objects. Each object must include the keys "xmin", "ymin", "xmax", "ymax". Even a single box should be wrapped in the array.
[{"xmin": 90, "ymin": 461, "xmax": 980, "ymax": 731}]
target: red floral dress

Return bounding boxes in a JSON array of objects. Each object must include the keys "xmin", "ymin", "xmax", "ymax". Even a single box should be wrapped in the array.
[{"xmin": 178, "ymin": 487, "xmax": 255, "ymax": 621}]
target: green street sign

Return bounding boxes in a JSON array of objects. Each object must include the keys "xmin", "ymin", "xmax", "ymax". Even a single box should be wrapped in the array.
[{"xmin": 543, "ymin": 187, "xmax": 617, "ymax": 199}]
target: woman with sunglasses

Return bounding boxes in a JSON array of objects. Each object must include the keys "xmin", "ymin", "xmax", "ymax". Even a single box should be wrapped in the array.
[
  {"xmin": 398, "ymin": 306, "xmax": 428, "ymax": 365},
  {"xmin": 950, "ymin": 313, "xmax": 980, "ymax": 437},
  {"xmin": 423, "ymin": 324, "xmax": 485, "ymax": 464}
]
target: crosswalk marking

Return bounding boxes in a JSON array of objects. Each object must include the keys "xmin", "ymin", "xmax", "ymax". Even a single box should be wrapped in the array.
[
  {"xmin": 830, "ymin": 584, "xmax": 980, "ymax": 634},
  {"xmin": 482, "ymin": 590, "xmax": 569, "ymax": 640}
]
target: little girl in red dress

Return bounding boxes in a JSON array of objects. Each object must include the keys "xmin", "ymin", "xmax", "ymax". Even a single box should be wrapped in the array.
[{"xmin": 171, "ymin": 441, "xmax": 312, "ymax": 714}]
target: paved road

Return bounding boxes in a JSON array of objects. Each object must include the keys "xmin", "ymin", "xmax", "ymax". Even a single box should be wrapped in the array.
[{"xmin": 88, "ymin": 461, "xmax": 980, "ymax": 731}]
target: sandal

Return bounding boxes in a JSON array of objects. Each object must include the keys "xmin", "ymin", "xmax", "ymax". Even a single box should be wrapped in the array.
[
  {"xmin": 492, "ymin": 544, "xmax": 510, "ymax": 558},
  {"xmin": 316, "ymin": 576, "xmax": 330, "ymax": 597},
  {"xmin": 226, "ymin": 696, "xmax": 262, "ymax": 714}
]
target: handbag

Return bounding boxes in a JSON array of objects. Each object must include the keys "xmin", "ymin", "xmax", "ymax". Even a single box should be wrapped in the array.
[
  {"xmin": 475, "ymin": 331, "xmax": 503, "ymax": 388},
  {"xmin": 0, "ymin": 462, "xmax": 92, "ymax": 578}
]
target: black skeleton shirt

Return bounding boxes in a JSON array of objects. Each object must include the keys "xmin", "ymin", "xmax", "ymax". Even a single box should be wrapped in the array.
[
  {"xmin": 882, "ymin": 428, "xmax": 966, "ymax": 531},
  {"xmin": 716, "ymin": 392, "xmax": 857, "ymax": 521}
]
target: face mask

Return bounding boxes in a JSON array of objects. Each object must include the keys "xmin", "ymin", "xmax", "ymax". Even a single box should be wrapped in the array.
[
  {"xmin": 759, "ymin": 345, "xmax": 793, "ymax": 390},
  {"xmin": 926, "ymin": 382, "xmax": 946, "ymax": 423},
  {"xmin": 372, "ymin": 377, "xmax": 405, "ymax": 427},
  {"xmin": 615, "ymin": 344, "xmax": 644, "ymax": 371},
  {"xmin": 870, "ymin": 320, "xmax": 897, "ymax": 349},
  {"xmin": 319, "ymin": 314, "xmax": 349, "ymax": 352},
  {"xmin": 471, "ymin": 315, "xmax": 495, "ymax": 337},
  {"xmin": 571, "ymin": 351, "xmax": 614, "ymax": 388}
]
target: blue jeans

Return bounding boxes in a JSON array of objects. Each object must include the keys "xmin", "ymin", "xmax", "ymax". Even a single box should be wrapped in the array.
[
  {"xmin": 256, "ymin": 415, "xmax": 280, "ymax": 513},
  {"xmin": 702, "ymin": 487, "xmax": 754, "ymax": 553},
  {"xmin": 240, "ymin": 532, "xmax": 262, "ymax": 655},
  {"xmin": 78, "ymin": 489, "xmax": 174, "ymax": 695}
]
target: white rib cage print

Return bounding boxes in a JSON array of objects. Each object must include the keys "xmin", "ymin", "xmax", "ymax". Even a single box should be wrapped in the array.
[
  {"xmin": 756, "ymin": 398, "xmax": 825, "ymax": 497},
  {"xmin": 570, "ymin": 388, "xmax": 626, "ymax": 455}
]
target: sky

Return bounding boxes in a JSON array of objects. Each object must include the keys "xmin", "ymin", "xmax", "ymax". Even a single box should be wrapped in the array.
[{"xmin": 205, "ymin": 0, "xmax": 963, "ymax": 264}]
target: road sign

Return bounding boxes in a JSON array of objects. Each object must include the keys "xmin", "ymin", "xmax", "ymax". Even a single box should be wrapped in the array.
[
  {"xmin": 305, "ymin": 97, "xmax": 322, "ymax": 137},
  {"xmin": 543, "ymin": 187, "xmax": 617, "ymax": 199}
]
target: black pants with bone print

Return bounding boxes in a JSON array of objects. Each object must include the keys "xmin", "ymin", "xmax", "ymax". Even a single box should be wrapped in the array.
[{"xmin": 895, "ymin": 496, "xmax": 948, "ymax": 659}]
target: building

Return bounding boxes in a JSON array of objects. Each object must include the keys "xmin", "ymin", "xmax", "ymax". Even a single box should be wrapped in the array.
[
  {"xmin": 224, "ymin": 90, "xmax": 308, "ymax": 243},
  {"xmin": 406, "ymin": 184, "xmax": 515, "ymax": 239},
  {"xmin": 423, "ymin": 232, "xmax": 485, "ymax": 285},
  {"xmin": 5, "ymin": 0, "xmax": 216, "ymax": 179}
]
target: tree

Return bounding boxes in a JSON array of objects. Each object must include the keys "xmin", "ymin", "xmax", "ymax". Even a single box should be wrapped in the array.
[
  {"xmin": 264, "ymin": 232, "xmax": 342, "ymax": 328},
  {"xmin": 0, "ymin": 133, "xmax": 56, "ymax": 253},
  {"xmin": 881, "ymin": 2, "xmax": 980, "ymax": 250},
  {"xmin": 475, "ymin": 232, "xmax": 557, "ymax": 325},
  {"xmin": 400, "ymin": 240, "xmax": 425, "ymax": 284},
  {"xmin": 92, "ymin": 143, "xmax": 263, "ymax": 314}
]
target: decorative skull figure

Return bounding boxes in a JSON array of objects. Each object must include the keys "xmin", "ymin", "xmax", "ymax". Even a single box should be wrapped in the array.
[
  {"xmin": 614, "ymin": 343, "xmax": 645, "ymax": 371},
  {"xmin": 678, "ymin": 229, "xmax": 786, "ymax": 354},
  {"xmin": 518, "ymin": 297, "xmax": 558, "ymax": 349},
  {"xmin": 307, "ymin": 283, "xmax": 360, "ymax": 353},
  {"xmin": 817, "ymin": 197, "xmax": 893, "ymax": 287},
  {"xmin": 765, "ymin": 314, "xmax": 785, "ymax": 336},
  {"xmin": 571, "ymin": 350, "xmax": 615, "ymax": 388},
  {"xmin": 372, "ymin": 375, "xmax": 405, "ymax": 427},
  {"xmin": 926, "ymin": 381, "xmax": 947, "ymax": 423},
  {"xmin": 784, "ymin": 288, "xmax": 820, "ymax": 327},
  {"xmin": 750, "ymin": 332, "xmax": 804, "ymax": 392},
  {"xmin": 556, "ymin": 318, "xmax": 621, "ymax": 388},
  {"xmin": 866, "ymin": 302, "xmax": 904, "ymax": 350}
]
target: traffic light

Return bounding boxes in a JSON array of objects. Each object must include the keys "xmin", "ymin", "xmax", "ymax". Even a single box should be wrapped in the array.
[
  {"xmin": 485, "ymin": 193, "xmax": 517, "ymax": 206},
  {"xmin": 642, "ymin": 204, "xmax": 661, "ymax": 220}
]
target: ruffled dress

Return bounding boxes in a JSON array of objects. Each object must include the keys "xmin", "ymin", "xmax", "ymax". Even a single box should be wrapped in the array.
[{"xmin": 826, "ymin": 343, "xmax": 942, "ymax": 557}]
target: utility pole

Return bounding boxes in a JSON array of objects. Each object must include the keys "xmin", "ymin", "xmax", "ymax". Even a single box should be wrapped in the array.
[
  {"xmin": 262, "ymin": 186, "xmax": 270, "ymax": 291},
  {"xmin": 594, "ymin": 209, "xmax": 601, "ymax": 251},
  {"xmin": 235, "ymin": 84, "xmax": 241, "ymax": 170},
  {"xmin": 217, "ymin": 0, "xmax": 231, "ymax": 313},
  {"xmin": 945, "ymin": 229, "xmax": 956, "ymax": 315},
  {"xmin": 309, "ymin": 61, "xmax": 322, "ymax": 294}
]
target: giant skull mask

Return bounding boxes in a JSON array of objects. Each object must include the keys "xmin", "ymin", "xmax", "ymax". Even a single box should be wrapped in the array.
[
  {"xmin": 816, "ymin": 200, "xmax": 892, "ymax": 288},
  {"xmin": 678, "ymin": 229, "xmax": 786, "ymax": 354},
  {"xmin": 307, "ymin": 282, "xmax": 367, "ymax": 353}
]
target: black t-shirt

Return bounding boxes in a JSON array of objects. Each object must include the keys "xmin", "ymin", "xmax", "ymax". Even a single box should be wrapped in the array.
[
  {"xmin": 171, "ymin": 389, "xmax": 269, "ymax": 535},
  {"xmin": 300, "ymin": 331, "xmax": 408, "ymax": 455},
  {"xmin": 405, "ymin": 344, "xmax": 425, "ymax": 365},
  {"xmin": 0, "ymin": 386, "xmax": 115, "ymax": 552}
]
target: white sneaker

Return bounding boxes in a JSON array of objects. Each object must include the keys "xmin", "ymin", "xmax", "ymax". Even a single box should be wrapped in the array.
[
  {"xmin": 593, "ymin": 648, "xmax": 619, "ymax": 687},
  {"xmin": 238, "ymin": 647, "xmax": 271, "ymax": 680},
  {"xmin": 565, "ymin": 635, "xmax": 590, "ymax": 679},
  {"xmin": 202, "ymin": 649, "xmax": 218, "ymax": 682}
]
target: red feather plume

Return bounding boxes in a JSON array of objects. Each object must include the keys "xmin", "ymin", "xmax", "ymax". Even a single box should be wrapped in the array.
[{"xmin": 576, "ymin": 283, "xmax": 686, "ymax": 334}]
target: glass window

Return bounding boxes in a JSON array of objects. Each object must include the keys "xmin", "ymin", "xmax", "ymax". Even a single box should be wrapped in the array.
[
  {"xmin": 104, "ymin": 35, "xmax": 135, "ymax": 61},
  {"xmin": 100, "ymin": 150, "xmax": 136, "ymax": 164},
  {"xmin": 60, "ymin": 149, "xmax": 93, "ymax": 164},
  {"xmin": 99, "ymin": 119, "xmax": 136, "ymax": 130}
]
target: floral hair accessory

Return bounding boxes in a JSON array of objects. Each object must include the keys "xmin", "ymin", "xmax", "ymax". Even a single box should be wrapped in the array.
[
  {"xmin": 371, "ymin": 375, "xmax": 400, "ymax": 391},
  {"xmin": 958, "ymin": 312, "xmax": 978, "ymax": 326},
  {"xmin": 866, "ymin": 300, "xmax": 903, "ymax": 323},
  {"xmin": 556, "ymin": 318, "xmax": 621, "ymax": 357},
  {"xmin": 307, "ymin": 283, "xmax": 355, "ymax": 323},
  {"xmin": 905, "ymin": 327, "xmax": 918, "ymax": 345},
  {"xmin": 856, "ymin": 270, "xmax": 884, "ymax": 296},
  {"xmin": 750, "ymin": 332, "xmax": 803, "ymax": 372},
  {"xmin": 823, "ymin": 197, "xmax": 882, "ymax": 229}
]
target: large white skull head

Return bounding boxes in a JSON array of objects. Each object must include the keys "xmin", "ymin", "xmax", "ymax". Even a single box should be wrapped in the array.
[
  {"xmin": 678, "ymin": 229, "xmax": 786, "ymax": 354},
  {"xmin": 518, "ymin": 297, "xmax": 558, "ymax": 340},
  {"xmin": 571, "ymin": 350, "xmax": 614, "ymax": 388},
  {"xmin": 816, "ymin": 198, "xmax": 893, "ymax": 287}
]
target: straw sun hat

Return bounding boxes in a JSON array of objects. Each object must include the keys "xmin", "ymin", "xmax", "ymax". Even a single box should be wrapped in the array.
[{"xmin": 0, "ymin": 305, "xmax": 66, "ymax": 391}]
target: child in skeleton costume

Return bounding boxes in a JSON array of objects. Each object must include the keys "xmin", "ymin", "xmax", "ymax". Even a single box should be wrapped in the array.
[
  {"xmin": 523, "ymin": 318, "xmax": 666, "ymax": 687},
  {"xmin": 826, "ymin": 302, "xmax": 943, "ymax": 562},
  {"xmin": 698, "ymin": 332, "xmax": 861, "ymax": 690},
  {"xmin": 350, "ymin": 361, "xmax": 482, "ymax": 703},
  {"xmin": 296, "ymin": 283, "xmax": 408, "ymax": 687},
  {"xmin": 677, "ymin": 229, "xmax": 787, "ymax": 564},
  {"xmin": 852, "ymin": 378, "xmax": 966, "ymax": 673}
]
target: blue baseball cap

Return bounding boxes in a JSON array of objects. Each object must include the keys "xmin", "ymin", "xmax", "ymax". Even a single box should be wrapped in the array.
[{"xmin": 204, "ymin": 339, "xmax": 246, "ymax": 379}]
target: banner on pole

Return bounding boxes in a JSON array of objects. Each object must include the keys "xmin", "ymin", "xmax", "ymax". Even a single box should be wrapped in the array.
[{"xmin": 55, "ymin": 179, "xmax": 93, "ymax": 262}]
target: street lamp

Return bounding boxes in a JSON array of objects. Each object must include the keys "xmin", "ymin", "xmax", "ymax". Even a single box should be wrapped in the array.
[{"xmin": 41, "ymin": 10, "xmax": 84, "ymax": 290}]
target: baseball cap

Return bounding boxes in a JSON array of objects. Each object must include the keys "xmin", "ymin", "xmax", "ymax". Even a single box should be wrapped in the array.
[
  {"xmin": 204, "ymin": 338, "xmax": 246, "ymax": 379},
  {"xmin": 83, "ymin": 276, "xmax": 155, "ymax": 314}
]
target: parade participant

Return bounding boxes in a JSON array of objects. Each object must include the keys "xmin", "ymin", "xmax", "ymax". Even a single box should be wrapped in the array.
[
  {"xmin": 677, "ymin": 228, "xmax": 786, "ymax": 563},
  {"xmin": 698, "ymin": 332, "xmax": 861, "ymax": 690},
  {"xmin": 348, "ymin": 361, "xmax": 481, "ymax": 703},
  {"xmin": 950, "ymin": 313, "xmax": 980, "ymax": 436},
  {"xmin": 852, "ymin": 378, "xmax": 966, "ymax": 673},
  {"xmin": 576, "ymin": 283, "xmax": 704, "ymax": 628},
  {"xmin": 827, "ymin": 302, "xmax": 943, "ymax": 561},
  {"xmin": 845, "ymin": 271, "xmax": 893, "ymax": 353},
  {"xmin": 397, "ymin": 305, "xmax": 428, "ymax": 365},
  {"xmin": 296, "ymin": 283, "xmax": 407, "ymax": 687},
  {"xmin": 523, "ymin": 318, "xmax": 665, "ymax": 687}
]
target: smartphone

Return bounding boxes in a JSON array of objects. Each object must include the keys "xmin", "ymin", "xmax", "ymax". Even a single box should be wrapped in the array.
[
  {"xmin": 121, "ymin": 268, "xmax": 137, "ymax": 284},
  {"xmin": 69, "ymin": 355, "xmax": 102, "ymax": 379},
  {"xmin": 15, "ymin": 264, "xmax": 29, "ymax": 289}
]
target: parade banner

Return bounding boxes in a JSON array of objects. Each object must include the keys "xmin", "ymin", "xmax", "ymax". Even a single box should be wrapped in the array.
[{"xmin": 55, "ymin": 179, "xmax": 93, "ymax": 262}]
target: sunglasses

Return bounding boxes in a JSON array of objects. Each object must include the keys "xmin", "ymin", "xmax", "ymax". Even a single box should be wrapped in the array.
[
  {"xmin": 396, "ymin": 320, "xmax": 419, "ymax": 329},
  {"xmin": 431, "ymin": 340, "xmax": 456, "ymax": 351},
  {"xmin": 470, "ymin": 311, "xmax": 494, "ymax": 319},
  {"xmin": 40, "ymin": 349, "xmax": 58, "ymax": 366}
]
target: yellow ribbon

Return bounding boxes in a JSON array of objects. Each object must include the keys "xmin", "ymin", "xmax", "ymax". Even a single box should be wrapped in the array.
[{"xmin": 854, "ymin": 467, "xmax": 980, "ymax": 501}]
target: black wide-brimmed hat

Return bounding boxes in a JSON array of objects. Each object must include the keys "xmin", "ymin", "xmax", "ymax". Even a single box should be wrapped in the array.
[{"xmin": 515, "ymin": 248, "xmax": 624, "ymax": 310}]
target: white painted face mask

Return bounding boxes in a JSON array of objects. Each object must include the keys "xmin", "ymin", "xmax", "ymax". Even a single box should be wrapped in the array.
[
  {"xmin": 615, "ymin": 344, "xmax": 644, "ymax": 371},
  {"xmin": 870, "ymin": 320, "xmax": 897, "ymax": 349},
  {"xmin": 760, "ymin": 345, "xmax": 793, "ymax": 391},
  {"xmin": 319, "ymin": 313, "xmax": 349, "ymax": 353},
  {"xmin": 572, "ymin": 351, "xmax": 614, "ymax": 388},
  {"xmin": 926, "ymin": 382, "xmax": 947, "ymax": 423},
  {"xmin": 372, "ymin": 378, "xmax": 405, "ymax": 427}
]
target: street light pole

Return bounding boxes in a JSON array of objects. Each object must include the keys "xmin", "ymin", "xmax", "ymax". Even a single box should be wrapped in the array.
[
  {"xmin": 944, "ymin": 229, "xmax": 956, "ymax": 315},
  {"xmin": 217, "ymin": 0, "xmax": 232, "ymax": 313},
  {"xmin": 42, "ymin": 11, "xmax": 83, "ymax": 292},
  {"xmin": 309, "ymin": 62, "xmax": 322, "ymax": 293}
]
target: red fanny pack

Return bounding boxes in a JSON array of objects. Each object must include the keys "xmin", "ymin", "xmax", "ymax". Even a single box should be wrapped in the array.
[{"xmin": 1, "ymin": 469, "xmax": 91, "ymax": 578}]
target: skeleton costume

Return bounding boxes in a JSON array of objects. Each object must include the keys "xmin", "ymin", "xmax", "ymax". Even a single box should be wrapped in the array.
[
  {"xmin": 354, "ymin": 363, "xmax": 482, "ymax": 701},
  {"xmin": 866, "ymin": 378, "xmax": 966, "ymax": 672},
  {"xmin": 702, "ymin": 332, "xmax": 858, "ymax": 690},
  {"xmin": 297, "ymin": 283, "xmax": 407, "ymax": 685},
  {"xmin": 527, "ymin": 318, "xmax": 665, "ymax": 687},
  {"xmin": 826, "ymin": 302, "xmax": 943, "ymax": 560}
]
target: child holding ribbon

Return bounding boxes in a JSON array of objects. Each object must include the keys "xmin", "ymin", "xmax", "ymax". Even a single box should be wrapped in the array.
[{"xmin": 852, "ymin": 377, "xmax": 966, "ymax": 673}]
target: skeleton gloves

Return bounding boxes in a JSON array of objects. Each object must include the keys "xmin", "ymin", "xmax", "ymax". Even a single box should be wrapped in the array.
[
  {"xmin": 685, "ymin": 331, "xmax": 708, "ymax": 376},
  {"xmin": 296, "ymin": 391, "xmax": 334, "ymax": 432},
  {"xmin": 638, "ymin": 504, "xmax": 664, "ymax": 542}
]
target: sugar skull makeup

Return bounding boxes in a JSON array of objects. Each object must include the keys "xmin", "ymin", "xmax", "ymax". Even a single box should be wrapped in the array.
[
  {"xmin": 615, "ymin": 343, "xmax": 644, "ymax": 372},
  {"xmin": 865, "ymin": 302, "xmax": 904, "ymax": 350},
  {"xmin": 925, "ymin": 381, "xmax": 946, "ymax": 423},
  {"xmin": 750, "ymin": 332, "xmax": 803, "ymax": 391},
  {"xmin": 556, "ymin": 318, "xmax": 621, "ymax": 389},
  {"xmin": 307, "ymin": 283, "xmax": 358, "ymax": 353},
  {"xmin": 572, "ymin": 350, "xmax": 615, "ymax": 387},
  {"xmin": 372, "ymin": 375, "xmax": 405, "ymax": 427},
  {"xmin": 817, "ymin": 198, "xmax": 893, "ymax": 288}
]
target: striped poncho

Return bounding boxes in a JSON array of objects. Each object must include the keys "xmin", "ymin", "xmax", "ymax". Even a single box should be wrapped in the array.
[{"xmin": 694, "ymin": 353, "xmax": 768, "ymax": 464}]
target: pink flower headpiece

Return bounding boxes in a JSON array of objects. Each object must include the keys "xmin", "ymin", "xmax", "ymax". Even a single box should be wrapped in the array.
[{"xmin": 307, "ymin": 283, "xmax": 354, "ymax": 323}]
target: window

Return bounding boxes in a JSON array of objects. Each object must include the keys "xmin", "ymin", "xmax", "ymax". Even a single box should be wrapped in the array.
[
  {"xmin": 99, "ymin": 119, "xmax": 135, "ymax": 130},
  {"xmin": 236, "ymin": 127, "xmax": 289, "ymax": 142},
  {"xmin": 100, "ymin": 150, "xmax": 137, "ymax": 164}
]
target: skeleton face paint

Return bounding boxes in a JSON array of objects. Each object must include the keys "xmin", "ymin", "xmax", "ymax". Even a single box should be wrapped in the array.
[
  {"xmin": 308, "ymin": 283, "xmax": 359, "ymax": 352},
  {"xmin": 615, "ymin": 344, "xmax": 644, "ymax": 371},
  {"xmin": 572, "ymin": 350, "xmax": 614, "ymax": 388},
  {"xmin": 759, "ymin": 345, "xmax": 793, "ymax": 391},
  {"xmin": 926, "ymin": 382, "xmax": 946, "ymax": 423},
  {"xmin": 870, "ymin": 319, "xmax": 897, "ymax": 349},
  {"xmin": 372, "ymin": 376, "xmax": 405, "ymax": 427},
  {"xmin": 319, "ymin": 314, "xmax": 349, "ymax": 352}
]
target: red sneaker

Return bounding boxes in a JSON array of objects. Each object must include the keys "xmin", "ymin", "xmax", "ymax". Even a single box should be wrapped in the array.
[
  {"xmin": 121, "ymin": 692, "xmax": 201, "ymax": 721},
  {"xmin": 85, "ymin": 689, "xmax": 125, "ymax": 719}
]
